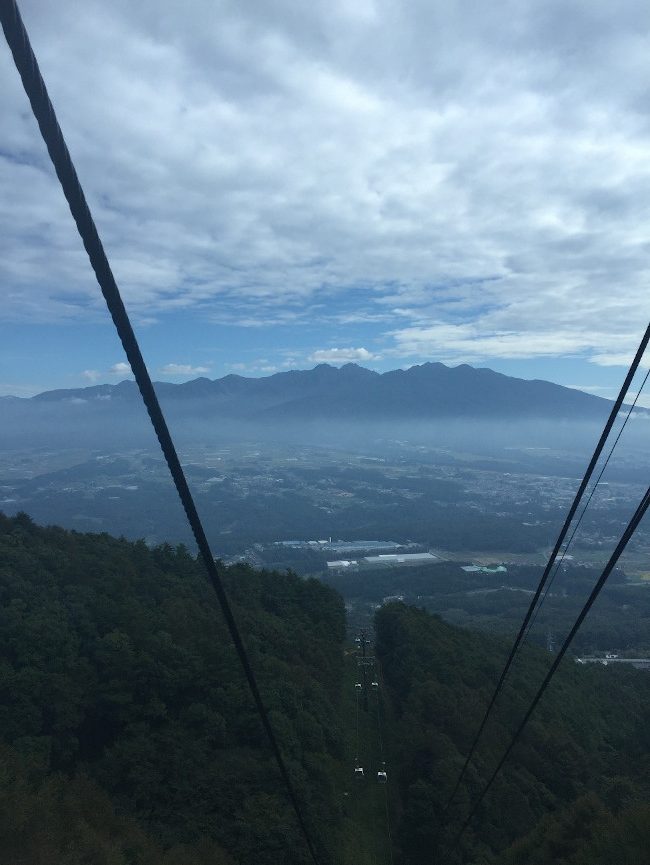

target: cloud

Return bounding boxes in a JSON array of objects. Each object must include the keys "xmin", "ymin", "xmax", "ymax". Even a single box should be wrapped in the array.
[
  {"xmin": 78, "ymin": 363, "xmax": 134, "ymax": 384},
  {"xmin": 386, "ymin": 310, "xmax": 650, "ymax": 366},
  {"xmin": 159, "ymin": 363, "xmax": 210, "ymax": 376},
  {"xmin": 387, "ymin": 321, "xmax": 591, "ymax": 362},
  {"xmin": 225, "ymin": 359, "xmax": 281, "ymax": 374},
  {"xmin": 2, "ymin": 0, "xmax": 650, "ymax": 373},
  {"xmin": 308, "ymin": 347, "xmax": 378, "ymax": 364},
  {"xmin": 589, "ymin": 353, "xmax": 650, "ymax": 369}
]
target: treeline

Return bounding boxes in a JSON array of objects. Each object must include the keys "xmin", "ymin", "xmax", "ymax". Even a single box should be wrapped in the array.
[
  {"xmin": 324, "ymin": 560, "xmax": 627, "ymax": 602},
  {"xmin": 3, "ymin": 511, "xmax": 648, "ymax": 864},
  {"xmin": 325, "ymin": 561, "xmax": 649, "ymax": 655},
  {"xmin": 426, "ymin": 581, "xmax": 650, "ymax": 655},
  {"xmin": 7, "ymin": 462, "xmax": 558, "ymax": 555},
  {"xmin": 0, "ymin": 512, "xmax": 347, "ymax": 864},
  {"xmin": 374, "ymin": 603, "xmax": 650, "ymax": 864},
  {"xmin": 208, "ymin": 494, "xmax": 554, "ymax": 554},
  {"xmin": 323, "ymin": 560, "xmax": 535, "ymax": 599}
]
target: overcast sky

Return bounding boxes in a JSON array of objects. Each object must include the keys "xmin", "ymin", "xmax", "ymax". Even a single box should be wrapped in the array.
[{"xmin": 2, "ymin": 0, "xmax": 650, "ymax": 398}]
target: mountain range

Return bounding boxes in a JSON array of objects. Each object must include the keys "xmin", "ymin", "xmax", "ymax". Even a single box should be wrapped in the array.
[{"xmin": 7, "ymin": 361, "xmax": 619, "ymax": 422}]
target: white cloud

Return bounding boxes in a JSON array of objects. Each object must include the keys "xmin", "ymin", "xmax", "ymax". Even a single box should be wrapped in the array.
[
  {"xmin": 589, "ymin": 352, "xmax": 650, "ymax": 369},
  {"xmin": 159, "ymin": 363, "xmax": 210, "ymax": 376},
  {"xmin": 308, "ymin": 347, "xmax": 379, "ymax": 364},
  {"xmin": 387, "ymin": 322, "xmax": 590, "ymax": 362},
  {"xmin": 225, "ymin": 359, "xmax": 280, "ymax": 374},
  {"xmin": 77, "ymin": 363, "xmax": 134, "ymax": 384},
  {"xmin": 2, "ymin": 0, "xmax": 650, "ymax": 370}
]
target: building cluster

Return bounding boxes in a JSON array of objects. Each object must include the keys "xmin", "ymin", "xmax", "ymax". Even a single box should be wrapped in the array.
[
  {"xmin": 275, "ymin": 538, "xmax": 406, "ymax": 554},
  {"xmin": 327, "ymin": 551, "xmax": 437, "ymax": 572}
]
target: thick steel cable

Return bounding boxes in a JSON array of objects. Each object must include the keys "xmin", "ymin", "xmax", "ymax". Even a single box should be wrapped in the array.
[
  {"xmin": 0, "ymin": 3, "xmax": 321, "ymax": 862},
  {"xmin": 435, "ymin": 324, "xmax": 650, "ymax": 828},
  {"xmin": 356, "ymin": 686, "xmax": 360, "ymax": 760},
  {"xmin": 522, "ymin": 366, "xmax": 650, "ymax": 646},
  {"xmin": 375, "ymin": 693, "xmax": 385, "ymax": 764},
  {"xmin": 382, "ymin": 783, "xmax": 394, "ymax": 865},
  {"xmin": 374, "ymin": 666, "xmax": 394, "ymax": 865},
  {"xmin": 448, "ymin": 482, "xmax": 650, "ymax": 856}
]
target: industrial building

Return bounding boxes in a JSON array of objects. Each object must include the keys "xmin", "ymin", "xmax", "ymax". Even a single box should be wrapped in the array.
[
  {"xmin": 363, "ymin": 553, "xmax": 437, "ymax": 566},
  {"xmin": 326, "ymin": 552, "xmax": 437, "ymax": 572},
  {"xmin": 276, "ymin": 538, "xmax": 405, "ymax": 554}
]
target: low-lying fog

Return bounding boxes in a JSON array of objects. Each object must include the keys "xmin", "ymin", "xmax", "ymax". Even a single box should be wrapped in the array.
[{"xmin": 2, "ymin": 395, "xmax": 649, "ymax": 479}]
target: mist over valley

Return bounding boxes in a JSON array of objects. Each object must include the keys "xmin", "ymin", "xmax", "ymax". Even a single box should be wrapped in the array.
[{"xmin": 2, "ymin": 363, "xmax": 650, "ymax": 582}]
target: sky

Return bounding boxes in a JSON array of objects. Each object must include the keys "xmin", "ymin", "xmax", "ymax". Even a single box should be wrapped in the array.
[{"xmin": 2, "ymin": 0, "xmax": 650, "ymax": 401}]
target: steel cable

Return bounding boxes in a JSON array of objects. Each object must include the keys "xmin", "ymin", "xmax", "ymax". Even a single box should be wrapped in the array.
[
  {"xmin": 435, "ymin": 325, "xmax": 650, "ymax": 830},
  {"xmin": 522, "ymin": 366, "xmax": 650, "ymax": 646},
  {"xmin": 374, "ymin": 664, "xmax": 394, "ymax": 865},
  {"xmin": 448, "ymin": 482, "xmax": 650, "ymax": 856},
  {"xmin": 0, "ymin": 2, "xmax": 321, "ymax": 861}
]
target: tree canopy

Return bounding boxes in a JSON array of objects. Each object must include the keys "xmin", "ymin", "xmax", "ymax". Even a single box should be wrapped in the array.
[
  {"xmin": 374, "ymin": 602, "xmax": 650, "ymax": 864},
  {"xmin": 0, "ymin": 512, "xmax": 346, "ymax": 864}
]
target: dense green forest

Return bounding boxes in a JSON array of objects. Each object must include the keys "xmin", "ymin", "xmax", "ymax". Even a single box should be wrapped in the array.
[
  {"xmin": 0, "ymin": 512, "xmax": 347, "ymax": 864},
  {"xmin": 1, "ymin": 512, "xmax": 649, "ymax": 864},
  {"xmin": 374, "ymin": 603, "xmax": 650, "ymax": 863},
  {"xmin": 324, "ymin": 560, "xmax": 650, "ymax": 654}
]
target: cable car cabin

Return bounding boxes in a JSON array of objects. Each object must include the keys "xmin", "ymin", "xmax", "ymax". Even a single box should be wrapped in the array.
[
  {"xmin": 354, "ymin": 766, "xmax": 365, "ymax": 779},
  {"xmin": 371, "ymin": 680, "xmax": 379, "ymax": 690},
  {"xmin": 377, "ymin": 770, "xmax": 387, "ymax": 784}
]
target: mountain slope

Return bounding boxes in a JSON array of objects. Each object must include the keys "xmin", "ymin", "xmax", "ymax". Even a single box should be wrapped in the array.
[
  {"xmin": 13, "ymin": 362, "xmax": 619, "ymax": 422},
  {"xmin": 0, "ymin": 512, "xmax": 347, "ymax": 864},
  {"xmin": 374, "ymin": 602, "xmax": 650, "ymax": 864},
  {"xmin": 1, "ymin": 515, "xmax": 649, "ymax": 863},
  {"xmin": 259, "ymin": 362, "xmax": 613, "ymax": 420}
]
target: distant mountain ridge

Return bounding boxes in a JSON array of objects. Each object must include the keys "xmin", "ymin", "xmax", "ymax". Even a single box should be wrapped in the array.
[{"xmin": 15, "ymin": 361, "xmax": 622, "ymax": 421}]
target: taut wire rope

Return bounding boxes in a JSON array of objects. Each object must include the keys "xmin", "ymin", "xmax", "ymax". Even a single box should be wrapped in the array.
[
  {"xmin": 447, "ymin": 482, "xmax": 650, "ymax": 857},
  {"xmin": 0, "ymin": 2, "xmax": 321, "ymax": 861},
  {"xmin": 436, "ymin": 325, "xmax": 650, "ymax": 828}
]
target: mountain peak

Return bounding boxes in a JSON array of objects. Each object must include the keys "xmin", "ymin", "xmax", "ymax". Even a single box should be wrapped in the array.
[{"xmin": 17, "ymin": 361, "xmax": 620, "ymax": 423}]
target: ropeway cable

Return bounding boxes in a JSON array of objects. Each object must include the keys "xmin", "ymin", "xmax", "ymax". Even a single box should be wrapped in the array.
[
  {"xmin": 447, "ymin": 481, "xmax": 650, "ymax": 856},
  {"xmin": 374, "ymin": 663, "xmax": 394, "ymax": 865},
  {"xmin": 521, "ymin": 366, "xmax": 650, "ymax": 646},
  {"xmin": 356, "ymin": 684, "xmax": 360, "ymax": 764},
  {"xmin": 0, "ymin": 2, "xmax": 322, "ymax": 861},
  {"xmin": 435, "ymin": 323, "xmax": 650, "ymax": 828}
]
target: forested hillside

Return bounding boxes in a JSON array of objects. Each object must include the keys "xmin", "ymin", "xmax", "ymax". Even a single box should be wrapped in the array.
[
  {"xmin": 0, "ymin": 512, "xmax": 346, "ymax": 864},
  {"xmin": 1, "ymin": 512, "xmax": 649, "ymax": 864},
  {"xmin": 374, "ymin": 603, "xmax": 650, "ymax": 864},
  {"xmin": 325, "ymin": 559, "xmax": 650, "ymax": 655}
]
